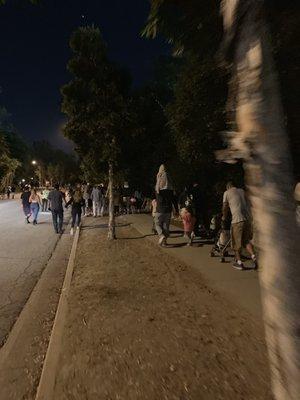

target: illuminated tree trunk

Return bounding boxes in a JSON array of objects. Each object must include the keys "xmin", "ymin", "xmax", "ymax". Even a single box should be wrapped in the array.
[
  {"xmin": 221, "ymin": 1, "xmax": 300, "ymax": 398},
  {"xmin": 107, "ymin": 161, "xmax": 116, "ymax": 240}
]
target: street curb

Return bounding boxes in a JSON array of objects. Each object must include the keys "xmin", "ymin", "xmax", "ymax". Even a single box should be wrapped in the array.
[{"xmin": 35, "ymin": 227, "xmax": 80, "ymax": 400}]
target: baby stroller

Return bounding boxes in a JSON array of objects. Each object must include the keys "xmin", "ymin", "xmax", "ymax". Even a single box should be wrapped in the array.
[{"xmin": 210, "ymin": 215, "xmax": 232, "ymax": 263}]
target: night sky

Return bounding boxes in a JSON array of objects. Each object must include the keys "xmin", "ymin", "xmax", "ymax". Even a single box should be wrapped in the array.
[{"xmin": 0, "ymin": 0, "xmax": 168, "ymax": 150}]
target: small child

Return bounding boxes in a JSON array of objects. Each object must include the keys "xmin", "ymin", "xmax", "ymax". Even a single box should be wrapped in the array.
[
  {"xmin": 180, "ymin": 206, "xmax": 196, "ymax": 246},
  {"xmin": 151, "ymin": 197, "xmax": 157, "ymax": 234}
]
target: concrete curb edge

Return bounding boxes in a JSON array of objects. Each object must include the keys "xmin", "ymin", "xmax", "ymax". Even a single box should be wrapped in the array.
[{"xmin": 35, "ymin": 226, "xmax": 80, "ymax": 400}]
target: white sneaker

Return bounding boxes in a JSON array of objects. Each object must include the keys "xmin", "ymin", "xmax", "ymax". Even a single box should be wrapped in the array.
[
  {"xmin": 158, "ymin": 236, "xmax": 166, "ymax": 246},
  {"xmin": 70, "ymin": 228, "xmax": 74, "ymax": 236},
  {"xmin": 76, "ymin": 226, "xmax": 80, "ymax": 230}
]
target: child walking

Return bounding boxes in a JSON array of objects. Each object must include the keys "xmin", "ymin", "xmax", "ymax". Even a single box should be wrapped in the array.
[{"xmin": 180, "ymin": 205, "xmax": 196, "ymax": 246}]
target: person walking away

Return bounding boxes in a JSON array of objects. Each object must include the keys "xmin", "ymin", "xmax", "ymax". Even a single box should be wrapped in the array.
[
  {"xmin": 6, "ymin": 186, "xmax": 11, "ymax": 199},
  {"xmin": 190, "ymin": 182, "xmax": 206, "ymax": 236},
  {"xmin": 41, "ymin": 187, "xmax": 50, "ymax": 212},
  {"xmin": 83, "ymin": 184, "xmax": 91, "ymax": 216},
  {"xmin": 66, "ymin": 184, "xmax": 84, "ymax": 235},
  {"xmin": 11, "ymin": 186, "xmax": 16, "ymax": 199},
  {"xmin": 113, "ymin": 187, "xmax": 121, "ymax": 215},
  {"xmin": 134, "ymin": 190, "xmax": 143, "ymax": 213},
  {"xmin": 222, "ymin": 181, "xmax": 257, "ymax": 270},
  {"xmin": 48, "ymin": 183, "xmax": 65, "ymax": 234},
  {"xmin": 155, "ymin": 164, "xmax": 179, "ymax": 246},
  {"xmin": 21, "ymin": 186, "xmax": 31, "ymax": 224},
  {"xmin": 91, "ymin": 185, "xmax": 101, "ymax": 217},
  {"xmin": 29, "ymin": 188, "xmax": 41, "ymax": 225},
  {"xmin": 180, "ymin": 205, "xmax": 196, "ymax": 246}
]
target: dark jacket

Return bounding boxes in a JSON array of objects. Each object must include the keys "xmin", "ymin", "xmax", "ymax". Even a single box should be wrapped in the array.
[
  {"xmin": 48, "ymin": 190, "xmax": 65, "ymax": 211},
  {"xmin": 66, "ymin": 196, "xmax": 85, "ymax": 211},
  {"xmin": 156, "ymin": 189, "xmax": 178, "ymax": 214}
]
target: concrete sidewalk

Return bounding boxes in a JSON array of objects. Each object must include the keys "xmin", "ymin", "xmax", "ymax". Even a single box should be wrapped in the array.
[{"xmin": 122, "ymin": 214, "xmax": 263, "ymax": 319}]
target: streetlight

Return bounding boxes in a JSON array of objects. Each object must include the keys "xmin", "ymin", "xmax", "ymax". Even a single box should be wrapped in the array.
[{"xmin": 32, "ymin": 160, "xmax": 37, "ymax": 165}]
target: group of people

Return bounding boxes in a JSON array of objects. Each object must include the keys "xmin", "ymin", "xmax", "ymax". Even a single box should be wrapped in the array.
[
  {"xmin": 0, "ymin": 185, "xmax": 16, "ymax": 200},
  {"xmin": 21, "ymin": 184, "xmax": 65, "ymax": 232},
  {"xmin": 151, "ymin": 164, "xmax": 258, "ymax": 271},
  {"xmin": 19, "ymin": 166, "xmax": 300, "ymax": 271}
]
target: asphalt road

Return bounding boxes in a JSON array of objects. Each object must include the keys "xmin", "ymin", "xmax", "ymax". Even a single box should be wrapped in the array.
[{"xmin": 0, "ymin": 199, "xmax": 69, "ymax": 345}]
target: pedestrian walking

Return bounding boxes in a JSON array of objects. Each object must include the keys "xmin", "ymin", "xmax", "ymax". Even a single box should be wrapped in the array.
[
  {"xmin": 66, "ymin": 184, "xmax": 84, "ymax": 235},
  {"xmin": 91, "ymin": 185, "xmax": 101, "ymax": 217},
  {"xmin": 41, "ymin": 187, "xmax": 50, "ymax": 211},
  {"xmin": 155, "ymin": 164, "xmax": 179, "ymax": 246},
  {"xmin": 180, "ymin": 205, "xmax": 196, "ymax": 246},
  {"xmin": 11, "ymin": 186, "xmax": 16, "ymax": 199},
  {"xmin": 48, "ymin": 183, "xmax": 65, "ymax": 234},
  {"xmin": 6, "ymin": 186, "xmax": 11, "ymax": 199},
  {"xmin": 222, "ymin": 181, "xmax": 257, "ymax": 270},
  {"xmin": 83, "ymin": 184, "xmax": 91, "ymax": 216},
  {"xmin": 21, "ymin": 185, "xmax": 31, "ymax": 224},
  {"xmin": 29, "ymin": 188, "xmax": 42, "ymax": 225}
]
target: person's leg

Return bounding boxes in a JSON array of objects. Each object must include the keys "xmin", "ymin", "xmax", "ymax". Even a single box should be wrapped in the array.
[
  {"xmin": 35, "ymin": 204, "xmax": 40, "ymax": 223},
  {"xmin": 71, "ymin": 209, "xmax": 76, "ymax": 228},
  {"xmin": 58, "ymin": 210, "xmax": 64, "ymax": 233},
  {"xmin": 92, "ymin": 201, "xmax": 96, "ymax": 217},
  {"xmin": 163, "ymin": 213, "xmax": 171, "ymax": 239},
  {"xmin": 77, "ymin": 210, "xmax": 82, "ymax": 227},
  {"xmin": 154, "ymin": 213, "xmax": 163, "ymax": 237},
  {"xmin": 243, "ymin": 221, "xmax": 258, "ymax": 268},
  {"xmin": 52, "ymin": 211, "xmax": 58, "ymax": 233},
  {"xmin": 231, "ymin": 222, "xmax": 244, "ymax": 269}
]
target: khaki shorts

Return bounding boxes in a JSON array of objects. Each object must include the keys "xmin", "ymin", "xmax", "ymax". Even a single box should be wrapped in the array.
[{"xmin": 231, "ymin": 221, "xmax": 253, "ymax": 252}]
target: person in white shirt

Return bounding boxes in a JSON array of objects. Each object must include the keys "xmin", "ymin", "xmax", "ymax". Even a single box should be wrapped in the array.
[
  {"xmin": 222, "ymin": 182, "xmax": 257, "ymax": 270},
  {"xmin": 91, "ymin": 185, "xmax": 101, "ymax": 217}
]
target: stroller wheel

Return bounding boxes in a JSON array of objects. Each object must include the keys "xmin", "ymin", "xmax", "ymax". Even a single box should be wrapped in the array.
[
  {"xmin": 210, "ymin": 251, "xmax": 215, "ymax": 257},
  {"xmin": 220, "ymin": 257, "xmax": 225, "ymax": 263}
]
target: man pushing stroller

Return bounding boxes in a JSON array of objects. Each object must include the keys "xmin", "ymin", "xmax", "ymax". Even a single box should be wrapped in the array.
[{"xmin": 222, "ymin": 182, "xmax": 258, "ymax": 270}]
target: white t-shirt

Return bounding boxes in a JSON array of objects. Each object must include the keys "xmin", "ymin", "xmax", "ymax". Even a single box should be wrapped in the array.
[{"xmin": 223, "ymin": 187, "xmax": 250, "ymax": 224}]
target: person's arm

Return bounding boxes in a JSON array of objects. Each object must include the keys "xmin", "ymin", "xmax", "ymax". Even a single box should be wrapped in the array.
[{"xmin": 222, "ymin": 192, "xmax": 229, "ymax": 221}]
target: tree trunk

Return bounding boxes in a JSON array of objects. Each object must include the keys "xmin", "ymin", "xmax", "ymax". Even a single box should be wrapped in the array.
[
  {"xmin": 107, "ymin": 161, "xmax": 116, "ymax": 240},
  {"xmin": 221, "ymin": 1, "xmax": 300, "ymax": 398}
]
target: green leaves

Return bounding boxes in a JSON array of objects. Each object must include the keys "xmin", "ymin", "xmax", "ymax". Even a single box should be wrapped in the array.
[{"xmin": 61, "ymin": 26, "xmax": 129, "ymax": 181}]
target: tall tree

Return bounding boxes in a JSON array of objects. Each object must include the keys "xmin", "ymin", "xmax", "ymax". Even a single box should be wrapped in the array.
[
  {"xmin": 220, "ymin": 1, "xmax": 300, "ymax": 398},
  {"xmin": 61, "ymin": 26, "xmax": 129, "ymax": 239}
]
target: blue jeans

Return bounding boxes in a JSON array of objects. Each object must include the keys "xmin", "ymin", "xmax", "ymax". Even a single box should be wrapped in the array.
[
  {"xmin": 30, "ymin": 203, "xmax": 40, "ymax": 222},
  {"xmin": 52, "ymin": 209, "xmax": 64, "ymax": 233}
]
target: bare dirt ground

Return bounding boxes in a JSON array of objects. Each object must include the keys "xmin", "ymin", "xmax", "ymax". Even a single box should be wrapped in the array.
[{"xmin": 54, "ymin": 218, "xmax": 273, "ymax": 400}]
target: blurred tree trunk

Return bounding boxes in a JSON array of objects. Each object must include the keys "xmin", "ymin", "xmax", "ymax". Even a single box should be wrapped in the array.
[
  {"xmin": 221, "ymin": 0, "xmax": 300, "ymax": 398},
  {"xmin": 107, "ymin": 162, "xmax": 116, "ymax": 240}
]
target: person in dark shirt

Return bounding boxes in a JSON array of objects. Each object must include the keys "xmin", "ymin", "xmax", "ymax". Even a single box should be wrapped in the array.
[
  {"xmin": 155, "ymin": 189, "xmax": 179, "ymax": 246},
  {"xmin": 65, "ymin": 184, "xmax": 85, "ymax": 235},
  {"xmin": 21, "ymin": 186, "xmax": 31, "ymax": 224},
  {"xmin": 48, "ymin": 183, "xmax": 65, "ymax": 234}
]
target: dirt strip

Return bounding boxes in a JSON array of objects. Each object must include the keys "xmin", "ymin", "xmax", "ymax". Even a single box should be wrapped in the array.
[{"xmin": 54, "ymin": 218, "xmax": 273, "ymax": 400}]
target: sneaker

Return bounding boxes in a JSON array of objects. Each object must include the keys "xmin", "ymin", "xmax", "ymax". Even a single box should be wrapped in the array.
[
  {"xmin": 158, "ymin": 236, "xmax": 166, "ymax": 246},
  {"xmin": 233, "ymin": 261, "xmax": 245, "ymax": 270},
  {"xmin": 70, "ymin": 228, "xmax": 74, "ymax": 236},
  {"xmin": 76, "ymin": 226, "xmax": 80, "ymax": 230}
]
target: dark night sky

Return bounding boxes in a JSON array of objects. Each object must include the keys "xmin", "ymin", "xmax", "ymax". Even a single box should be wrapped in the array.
[{"xmin": 0, "ymin": 0, "xmax": 169, "ymax": 150}]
